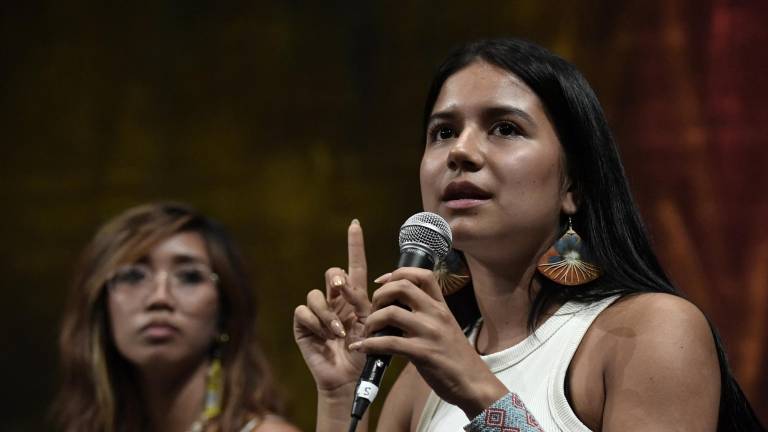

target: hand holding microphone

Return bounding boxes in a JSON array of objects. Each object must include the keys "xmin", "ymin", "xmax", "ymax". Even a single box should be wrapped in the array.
[
  {"xmin": 293, "ymin": 213, "xmax": 505, "ymax": 431},
  {"xmin": 348, "ymin": 212, "xmax": 452, "ymax": 424},
  {"xmin": 347, "ymin": 213, "xmax": 505, "ymax": 426}
]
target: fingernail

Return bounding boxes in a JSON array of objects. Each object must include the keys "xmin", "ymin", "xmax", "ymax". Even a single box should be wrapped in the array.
[
  {"xmin": 351, "ymin": 218, "xmax": 360, "ymax": 226},
  {"xmin": 331, "ymin": 276, "xmax": 344, "ymax": 287},
  {"xmin": 331, "ymin": 320, "xmax": 346, "ymax": 337},
  {"xmin": 373, "ymin": 273, "xmax": 392, "ymax": 283},
  {"xmin": 348, "ymin": 341, "xmax": 362, "ymax": 351}
]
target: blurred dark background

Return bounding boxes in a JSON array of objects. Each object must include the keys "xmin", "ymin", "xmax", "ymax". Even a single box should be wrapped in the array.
[{"xmin": 1, "ymin": 1, "xmax": 766, "ymax": 430}]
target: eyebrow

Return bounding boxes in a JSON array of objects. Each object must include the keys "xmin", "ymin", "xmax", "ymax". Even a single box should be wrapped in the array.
[
  {"xmin": 428, "ymin": 104, "xmax": 537, "ymax": 129},
  {"xmin": 484, "ymin": 105, "xmax": 536, "ymax": 128},
  {"xmin": 170, "ymin": 254, "xmax": 209, "ymax": 266},
  {"xmin": 131, "ymin": 254, "xmax": 210, "ymax": 268}
]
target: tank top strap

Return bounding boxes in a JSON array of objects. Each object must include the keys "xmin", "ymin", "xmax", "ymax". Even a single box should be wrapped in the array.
[{"xmin": 548, "ymin": 295, "xmax": 620, "ymax": 431}]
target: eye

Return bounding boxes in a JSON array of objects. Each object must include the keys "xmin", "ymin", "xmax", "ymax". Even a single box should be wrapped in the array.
[
  {"xmin": 438, "ymin": 127, "xmax": 456, "ymax": 140},
  {"xmin": 175, "ymin": 268, "xmax": 208, "ymax": 285},
  {"xmin": 429, "ymin": 124, "xmax": 458, "ymax": 142},
  {"xmin": 490, "ymin": 121, "xmax": 522, "ymax": 138},
  {"xmin": 113, "ymin": 266, "xmax": 149, "ymax": 285}
]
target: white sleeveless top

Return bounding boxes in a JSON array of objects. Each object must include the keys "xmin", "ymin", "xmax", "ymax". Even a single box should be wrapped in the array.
[{"xmin": 415, "ymin": 296, "xmax": 619, "ymax": 432}]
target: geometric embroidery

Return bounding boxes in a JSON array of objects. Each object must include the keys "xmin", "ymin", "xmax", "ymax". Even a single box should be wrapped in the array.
[
  {"xmin": 526, "ymin": 412, "xmax": 540, "ymax": 428},
  {"xmin": 464, "ymin": 392, "xmax": 544, "ymax": 432},
  {"xmin": 485, "ymin": 408, "xmax": 505, "ymax": 426}
]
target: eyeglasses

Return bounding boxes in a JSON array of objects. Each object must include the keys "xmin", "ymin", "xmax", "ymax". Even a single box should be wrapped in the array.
[{"xmin": 107, "ymin": 263, "xmax": 219, "ymax": 299}]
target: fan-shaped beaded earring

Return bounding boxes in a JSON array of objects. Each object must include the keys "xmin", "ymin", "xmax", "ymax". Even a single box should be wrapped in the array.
[
  {"xmin": 434, "ymin": 249, "xmax": 471, "ymax": 296},
  {"xmin": 537, "ymin": 217, "xmax": 601, "ymax": 286}
]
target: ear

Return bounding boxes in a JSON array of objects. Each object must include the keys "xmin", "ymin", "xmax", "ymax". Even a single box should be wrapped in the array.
[{"xmin": 561, "ymin": 180, "xmax": 579, "ymax": 215}]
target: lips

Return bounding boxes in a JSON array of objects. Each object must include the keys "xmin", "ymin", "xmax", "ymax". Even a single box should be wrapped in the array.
[
  {"xmin": 140, "ymin": 320, "xmax": 179, "ymax": 339},
  {"xmin": 441, "ymin": 181, "xmax": 493, "ymax": 201}
]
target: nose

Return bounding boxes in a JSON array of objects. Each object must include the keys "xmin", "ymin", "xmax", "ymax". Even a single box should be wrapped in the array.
[
  {"xmin": 447, "ymin": 128, "xmax": 484, "ymax": 172},
  {"xmin": 145, "ymin": 271, "xmax": 174, "ymax": 309}
]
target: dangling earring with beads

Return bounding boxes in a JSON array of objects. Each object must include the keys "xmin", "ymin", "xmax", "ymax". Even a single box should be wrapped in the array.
[
  {"xmin": 204, "ymin": 333, "xmax": 228, "ymax": 418},
  {"xmin": 189, "ymin": 332, "xmax": 228, "ymax": 432},
  {"xmin": 537, "ymin": 216, "xmax": 602, "ymax": 286}
]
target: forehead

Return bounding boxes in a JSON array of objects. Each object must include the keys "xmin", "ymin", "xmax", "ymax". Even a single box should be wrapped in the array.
[
  {"xmin": 145, "ymin": 231, "xmax": 210, "ymax": 264},
  {"xmin": 431, "ymin": 61, "xmax": 545, "ymax": 116}
]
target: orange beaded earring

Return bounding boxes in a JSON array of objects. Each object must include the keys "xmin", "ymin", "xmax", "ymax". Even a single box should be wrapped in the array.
[{"xmin": 537, "ymin": 217, "xmax": 601, "ymax": 286}]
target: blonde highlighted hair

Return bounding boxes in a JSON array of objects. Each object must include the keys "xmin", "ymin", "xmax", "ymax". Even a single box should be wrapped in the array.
[{"xmin": 54, "ymin": 202, "xmax": 281, "ymax": 431}]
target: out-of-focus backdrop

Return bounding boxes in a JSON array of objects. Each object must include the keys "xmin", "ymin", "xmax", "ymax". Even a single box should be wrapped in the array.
[{"xmin": 1, "ymin": 1, "xmax": 766, "ymax": 430}]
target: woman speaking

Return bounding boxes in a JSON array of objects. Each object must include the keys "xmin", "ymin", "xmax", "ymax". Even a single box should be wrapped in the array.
[{"xmin": 293, "ymin": 38, "xmax": 762, "ymax": 431}]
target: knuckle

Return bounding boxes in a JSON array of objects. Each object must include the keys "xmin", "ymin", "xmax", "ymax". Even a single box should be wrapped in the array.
[
  {"xmin": 416, "ymin": 267, "xmax": 432, "ymax": 278},
  {"xmin": 371, "ymin": 286, "xmax": 391, "ymax": 310},
  {"xmin": 306, "ymin": 289, "xmax": 322, "ymax": 303},
  {"xmin": 408, "ymin": 340, "xmax": 426, "ymax": 360},
  {"xmin": 389, "ymin": 270, "xmax": 405, "ymax": 282},
  {"xmin": 421, "ymin": 319, "xmax": 440, "ymax": 338},
  {"xmin": 371, "ymin": 288, "xmax": 381, "ymax": 305},
  {"xmin": 434, "ymin": 304, "xmax": 451, "ymax": 321},
  {"xmin": 325, "ymin": 267, "xmax": 343, "ymax": 279},
  {"xmin": 293, "ymin": 307, "xmax": 314, "ymax": 327},
  {"xmin": 420, "ymin": 341, "xmax": 438, "ymax": 361},
  {"xmin": 379, "ymin": 305, "xmax": 394, "ymax": 321},
  {"xmin": 363, "ymin": 318, "xmax": 378, "ymax": 336},
  {"xmin": 392, "ymin": 305, "xmax": 407, "ymax": 320},
  {"xmin": 397, "ymin": 279, "xmax": 413, "ymax": 290}
]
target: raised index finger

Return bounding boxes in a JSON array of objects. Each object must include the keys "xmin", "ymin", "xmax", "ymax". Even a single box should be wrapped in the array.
[{"xmin": 347, "ymin": 219, "xmax": 368, "ymax": 290}]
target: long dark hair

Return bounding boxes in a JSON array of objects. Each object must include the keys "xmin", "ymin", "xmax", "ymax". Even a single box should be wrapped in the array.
[
  {"xmin": 425, "ymin": 38, "xmax": 762, "ymax": 431},
  {"xmin": 54, "ymin": 202, "xmax": 282, "ymax": 431}
]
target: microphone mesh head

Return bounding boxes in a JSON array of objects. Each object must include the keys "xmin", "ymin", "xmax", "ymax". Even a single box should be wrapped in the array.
[{"xmin": 398, "ymin": 212, "xmax": 452, "ymax": 261}]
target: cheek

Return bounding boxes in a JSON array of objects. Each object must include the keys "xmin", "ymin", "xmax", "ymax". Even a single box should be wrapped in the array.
[
  {"xmin": 496, "ymin": 149, "xmax": 564, "ymax": 212},
  {"xmin": 107, "ymin": 296, "xmax": 134, "ymax": 356},
  {"xmin": 419, "ymin": 153, "xmax": 442, "ymax": 210},
  {"xmin": 185, "ymin": 292, "xmax": 220, "ymax": 336}
]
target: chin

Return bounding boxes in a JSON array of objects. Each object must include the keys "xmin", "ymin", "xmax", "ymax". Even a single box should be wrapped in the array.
[
  {"xmin": 448, "ymin": 221, "xmax": 484, "ymax": 248},
  {"xmin": 447, "ymin": 211, "xmax": 481, "ymax": 229},
  {"xmin": 449, "ymin": 215, "xmax": 510, "ymax": 252},
  {"xmin": 128, "ymin": 346, "xmax": 187, "ymax": 367}
]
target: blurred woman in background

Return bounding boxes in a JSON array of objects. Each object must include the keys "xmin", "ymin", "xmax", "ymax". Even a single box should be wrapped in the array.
[{"xmin": 54, "ymin": 202, "xmax": 298, "ymax": 432}]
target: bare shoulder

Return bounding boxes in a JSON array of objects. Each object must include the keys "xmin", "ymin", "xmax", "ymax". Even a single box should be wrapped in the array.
[
  {"xmin": 599, "ymin": 292, "xmax": 712, "ymax": 332},
  {"xmin": 378, "ymin": 362, "xmax": 432, "ymax": 432},
  {"xmin": 593, "ymin": 292, "xmax": 718, "ymax": 378},
  {"xmin": 589, "ymin": 292, "xmax": 721, "ymax": 430},
  {"xmin": 252, "ymin": 414, "xmax": 301, "ymax": 432}
]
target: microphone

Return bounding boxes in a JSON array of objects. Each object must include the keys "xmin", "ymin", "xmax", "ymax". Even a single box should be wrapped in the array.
[{"xmin": 349, "ymin": 212, "xmax": 452, "ymax": 426}]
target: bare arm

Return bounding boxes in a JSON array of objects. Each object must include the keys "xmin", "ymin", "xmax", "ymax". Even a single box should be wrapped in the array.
[
  {"xmin": 601, "ymin": 294, "xmax": 721, "ymax": 431},
  {"xmin": 253, "ymin": 416, "xmax": 303, "ymax": 432},
  {"xmin": 377, "ymin": 363, "xmax": 427, "ymax": 431}
]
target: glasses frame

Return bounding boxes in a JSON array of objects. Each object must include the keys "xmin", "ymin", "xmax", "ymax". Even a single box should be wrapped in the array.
[{"xmin": 106, "ymin": 263, "xmax": 220, "ymax": 300}]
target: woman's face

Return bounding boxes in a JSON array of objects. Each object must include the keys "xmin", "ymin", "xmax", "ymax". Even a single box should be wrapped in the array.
[
  {"xmin": 420, "ymin": 61, "xmax": 576, "ymax": 264},
  {"xmin": 107, "ymin": 231, "xmax": 220, "ymax": 370}
]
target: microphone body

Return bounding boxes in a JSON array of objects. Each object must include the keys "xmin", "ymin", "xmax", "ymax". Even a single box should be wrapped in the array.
[{"xmin": 350, "ymin": 212, "xmax": 451, "ymax": 423}]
